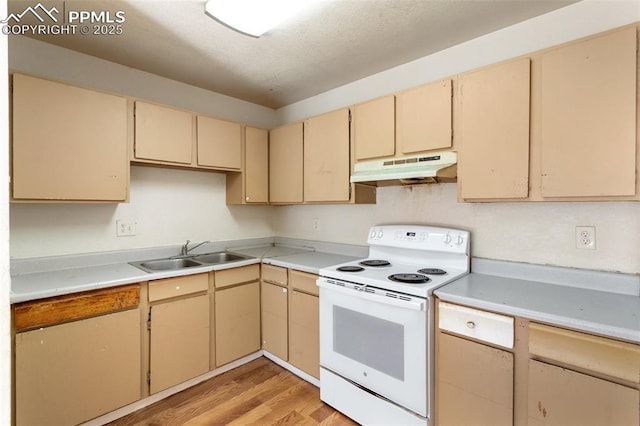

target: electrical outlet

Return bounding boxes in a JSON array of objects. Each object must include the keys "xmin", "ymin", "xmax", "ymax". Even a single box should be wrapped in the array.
[
  {"xmin": 116, "ymin": 220, "xmax": 136, "ymax": 237},
  {"xmin": 575, "ymin": 226, "xmax": 595, "ymax": 250},
  {"xmin": 312, "ymin": 218, "xmax": 320, "ymax": 232}
]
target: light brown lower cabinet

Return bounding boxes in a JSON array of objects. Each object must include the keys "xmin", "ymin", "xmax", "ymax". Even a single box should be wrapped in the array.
[
  {"xmin": 436, "ymin": 332, "xmax": 513, "ymax": 426},
  {"xmin": 149, "ymin": 294, "xmax": 210, "ymax": 394},
  {"xmin": 289, "ymin": 289, "xmax": 319, "ymax": 378},
  {"xmin": 215, "ymin": 280, "xmax": 261, "ymax": 367},
  {"xmin": 261, "ymin": 280, "xmax": 289, "ymax": 360},
  {"xmin": 15, "ymin": 308, "xmax": 141, "ymax": 425}
]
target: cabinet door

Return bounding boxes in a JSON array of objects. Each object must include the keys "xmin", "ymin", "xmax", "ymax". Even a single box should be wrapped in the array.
[
  {"xmin": 289, "ymin": 290, "xmax": 319, "ymax": 378},
  {"xmin": 245, "ymin": 126, "xmax": 269, "ymax": 203},
  {"xmin": 540, "ymin": 27, "xmax": 637, "ymax": 197},
  {"xmin": 397, "ymin": 80, "xmax": 452, "ymax": 155},
  {"xmin": 269, "ymin": 122, "xmax": 303, "ymax": 203},
  {"xmin": 437, "ymin": 332, "xmax": 513, "ymax": 426},
  {"xmin": 353, "ymin": 95, "xmax": 395, "ymax": 161},
  {"xmin": 215, "ymin": 282, "xmax": 261, "ymax": 366},
  {"xmin": 304, "ymin": 108, "xmax": 350, "ymax": 202},
  {"xmin": 197, "ymin": 115, "xmax": 242, "ymax": 169},
  {"xmin": 528, "ymin": 359, "xmax": 639, "ymax": 426},
  {"xmin": 134, "ymin": 100, "xmax": 193, "ymax": 164},
  {"xmin": 458, "ymin": 58, "xmax": 530, "ymax": 199},
  {"xmin": 12, "ymin": 74, "xmax": 128, "ymax": 201},
  {"xmin": 150, "ymin": 294, "xmax": 209, "ymax": 394},
  {"xmin": 15, "ymin": 309, "xmax": 141, "ymax": 425},
  {"xmin": 261, "ymin": 281, "xmax": 288, "ymax": 360}
]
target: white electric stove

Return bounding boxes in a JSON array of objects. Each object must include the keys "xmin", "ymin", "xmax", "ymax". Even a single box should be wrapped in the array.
[{"xmin": 318, "ymin": 225, "xmax": 470, "ymax": 425}]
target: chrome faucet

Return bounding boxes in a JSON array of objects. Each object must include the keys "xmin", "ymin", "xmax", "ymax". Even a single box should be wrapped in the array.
[{"xmin": 180, "ymin": 240, "xmax": 210, "ymax": 256}]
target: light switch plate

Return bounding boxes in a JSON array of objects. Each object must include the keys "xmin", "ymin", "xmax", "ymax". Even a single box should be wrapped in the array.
[{"xmin": 116, "ymin": 219, "xmax": 136, "ymax": 237}]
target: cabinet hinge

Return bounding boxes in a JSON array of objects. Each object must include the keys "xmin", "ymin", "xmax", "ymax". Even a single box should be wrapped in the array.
[
  {"xmin": 147, "ymin": 310, "xmax": 152, "ymax": 330},
  {"xmin": 146, "ymin": 371, "xmax": 151, "ymax": 386},
  {"xmin": 349, "ymin": 184, "xmax": 352, "ymax": 199},
  {"xmin": 348, "ymin": 110, "xmax": 352, "ymax": 122}
]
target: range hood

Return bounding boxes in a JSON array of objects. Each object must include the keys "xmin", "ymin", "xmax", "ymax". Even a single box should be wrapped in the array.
[{"xmin": 350, "ymin": 151, "xmax": 457, "ymax": 186}]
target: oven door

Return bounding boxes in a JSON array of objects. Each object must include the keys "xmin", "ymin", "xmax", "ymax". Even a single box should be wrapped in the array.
[{"xmin": 318, "ymin": 278, "xmax": 428, "ymax": 417}]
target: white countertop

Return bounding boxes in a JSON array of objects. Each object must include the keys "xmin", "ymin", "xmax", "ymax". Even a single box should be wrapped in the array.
[
  {"xmin": 262, "ymin": 251, "xmax": 361, "ymax": 275},
  {"xmin": 435, "ymin": 272, "xmax": 640, "ymax": 344}
]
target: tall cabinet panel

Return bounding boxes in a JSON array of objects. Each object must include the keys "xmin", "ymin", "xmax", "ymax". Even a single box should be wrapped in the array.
[
  {"xmin": 304, "ymin": 108, "xmax": 350, "ymax": 202},
  {"xmin": 269, "ymin": 122, "xmax": 303, "ymax": 204},
  {"xmin": 458, "ymin": 58, "xmax": 531, "ymax": 200},
  {"xmin": 540, "ymin": 27, "xmax": 637, "ymax": 197},
  {"xmin": 396, "ymin": 79, "xmax": 452, "ymax": 155},
  {"xmin": 245, "ymin": 127, "xmax": 269, "ymax": 203},
  {"xmin": 12, "ymin": 74, "xmax": 128, "ymax": 201}
]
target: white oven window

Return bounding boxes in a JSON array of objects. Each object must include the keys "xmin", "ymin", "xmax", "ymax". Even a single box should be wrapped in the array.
[{"xmin": 333, "ymin": 305, "xmax": 404, "ymax": 380}]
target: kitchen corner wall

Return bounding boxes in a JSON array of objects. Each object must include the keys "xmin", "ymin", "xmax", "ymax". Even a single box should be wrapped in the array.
[
  {"xmin": 274, "ymin": 0, "xmax": 640, "ymax": 275},
  {"xmin": 8, "ymin": 36, "xmax": 277, "ymax": 259}
]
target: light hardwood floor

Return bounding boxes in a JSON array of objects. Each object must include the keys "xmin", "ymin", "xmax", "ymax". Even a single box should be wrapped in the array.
[{"xmin": 108, "ymin": 357, "xmax": 358, "ymax": 425}]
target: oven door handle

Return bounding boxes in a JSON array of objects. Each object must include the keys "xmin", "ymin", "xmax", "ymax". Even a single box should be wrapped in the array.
[{"xmin": 317, "ymin": 280, "xmax": 426, "ymax": 311}]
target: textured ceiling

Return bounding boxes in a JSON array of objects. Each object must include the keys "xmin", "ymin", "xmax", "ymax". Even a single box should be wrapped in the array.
[{"xmin": 9, "ymin": 0, "xmax": 577, "ymax": 108}]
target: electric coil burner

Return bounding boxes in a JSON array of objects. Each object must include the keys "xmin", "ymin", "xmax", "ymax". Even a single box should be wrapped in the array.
[
  {"xmin": 388, "ymin": 273, "xmax": 430, "ymax": 284},
  {"xmin": 418, "ymin": 268, "xmax": 447, "ymax": 275},
  {"xmin": 336, "ymin": 265, "xmax": 365, "ymax": 272},
  {"xmin": 359, "ymin": 259, "xmax": 391, "ymax": 267}
]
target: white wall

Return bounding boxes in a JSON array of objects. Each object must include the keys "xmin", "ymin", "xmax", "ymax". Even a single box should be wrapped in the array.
[
  {"xmin": 275, "ymin": 185, "xmax": 640, "ymax": 274},
  {"xmin": 9, "ymin": 37, "xmax": 278, "ymax": 259},
  {"xmin": 10, "ymin": 166, "xmax": 274, "ymax": 258},
  {"xmin": 0, "ymin": 0, "xmax": 11, "ymax": 421},
  {"xmin": 274, "ymin": 0, "xmax": 640, "ymax": 275}
]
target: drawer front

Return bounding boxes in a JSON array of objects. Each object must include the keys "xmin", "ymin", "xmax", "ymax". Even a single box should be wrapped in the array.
[
  {"xmin": 148, "ymin": 273, "xmax": 209, "ymax": 302},
  {"xmin": 261, "ymin": 264, "xmax": 288, "ymax": 287},
  {"xmin": 529, "ymin": 322, "xmax": 640, "ymax": 383},
  {"xmin": 289, "ymin": 269, "xmax": 318, "ymax": 296},
  {"xmin": 215, "ymin": 264, "xmax": 260, "ymax": 289},
  {"xmin": 439, "ymin": 301, "xmax": 514, "ymax": 348},
  {"xmin": 14, "ymin": 284, "xmax": 140, "ymax": 332}
]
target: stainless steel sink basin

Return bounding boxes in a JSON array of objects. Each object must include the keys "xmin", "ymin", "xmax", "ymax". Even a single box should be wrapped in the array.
[
  {"xmin": 191, "ymin": 252, "xmax": 249, "ymax": 264},
  {"xmin": 136, "ymin": 258, "xmax": 203, "ymax": 272},
  {"xmin": 129, "ymin": 251, "xmax": 253, "ymax": 273}
]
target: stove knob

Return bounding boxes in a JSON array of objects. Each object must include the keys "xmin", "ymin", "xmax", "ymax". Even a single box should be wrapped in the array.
[
  {"xmin": 444, "ymin": 233, "xmax": 452, "ymax": 244},
  {"xmin": 377, "ymin": 230, "xmax": 384, "ymax": 239},
  {"xmin": 456, "ymin": 234, "xmax": 465, "ymax": 246},
  {"xmin": 370, "ymin": 229, "xmax": 377, "ymax": 239}
]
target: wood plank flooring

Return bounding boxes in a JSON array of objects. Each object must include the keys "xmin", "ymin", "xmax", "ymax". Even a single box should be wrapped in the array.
[{"xmin": 108, "ymin": 357, "xmax": 358, "ymax": 425}]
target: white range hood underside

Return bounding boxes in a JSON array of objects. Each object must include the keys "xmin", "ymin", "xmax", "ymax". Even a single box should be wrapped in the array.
[{"xmin": 350, "ymin": 151, "xmax": 457, "ymax": 186}]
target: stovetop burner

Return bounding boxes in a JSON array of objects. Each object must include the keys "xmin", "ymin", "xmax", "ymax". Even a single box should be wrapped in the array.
[
  {"xmin": 388, "ymin": 273, "xmax": 431, "ymax": 284},
  {"xmin": 360, "ymin": 259, "xmax": 391, "ymax": 267},
  {"xmin": 417, "ymin": 268, "xmax": 447, "ymax": 275},
  {"xmin": 337, "ymin": 265, "xmax": 365, "ymax": 272}
]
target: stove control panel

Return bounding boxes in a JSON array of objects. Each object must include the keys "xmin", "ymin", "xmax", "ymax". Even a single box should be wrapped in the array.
[{"xmin": 368, "ymin": 225, "xmax": 469, "ymax": 253}]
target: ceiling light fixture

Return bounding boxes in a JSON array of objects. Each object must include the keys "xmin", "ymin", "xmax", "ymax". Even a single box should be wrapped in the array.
[{"xmin": 205, "ymin": 0, "xmax": 317, "ymax": 38}]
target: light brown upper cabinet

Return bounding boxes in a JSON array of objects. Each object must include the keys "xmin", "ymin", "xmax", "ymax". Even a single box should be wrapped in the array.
[
  {"xmin": 353, "ymin": 95, "xmax": 395, "ymax": 161},
  {"xmin": 396, "ymin": 79, "xmax": 453, "ymax": 155},
  {"xmin": 539, "ymin": 27, "xmax": 637, "ymax": 198},
  {"xmin": 196, "ymin": 115, "xmax": 242, "ymax": 170},
  {"xmin": 304, "ymin": 108, "xmax": 350, "ymax": 202},
  {"xmin": 134, "ymin": 100, "xmax": 193, "ymax": 165},
  {"xmin": 269, "ymin": 122, "xmax": 303, "ymax": 204},
  {"xmin": 11, "ymin": 74, "xmax": 128, "ymax": 202},
  {"xmin": 226, "ymin": 126, "xmax": 269, "ymax": 205},
  {"xmin": 457, "ymin": 58, "xmax": 531, "ymax": 200}
]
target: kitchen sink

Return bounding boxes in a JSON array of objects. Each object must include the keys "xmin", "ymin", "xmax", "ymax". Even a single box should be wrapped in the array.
[
  {"xmin": 191, "ymin": 252, "xmax": 248, "ymax": 264},
  {"xmin": 129, "ymin": 251, "xmax": 253, "ymax": 273}
]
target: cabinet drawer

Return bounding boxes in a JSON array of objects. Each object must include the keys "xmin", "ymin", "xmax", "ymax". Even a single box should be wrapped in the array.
[
  {"xmin": 439, "ymin": 302, "xmax": 514, "ymax": 348},
  {"xmin": 529, "ymin": 322, "xmax": 640, "ymax": 383},
  {"xmin": 290, "ymin": 269, "xmax": 318, "ymax": 296},
  {"xmin": 215, "ymin": 264, "xmax": 260, "ymax": 289},
  {"xmin": 14, "ymin": 284, "xmax": 140, "ymax": 332},
  {"xmin": 261, "ymin": 264, "xmax": 288, "ymax": 287},
  {"xmin": 148, "ymin": 273, "xmax": 208, "ymax": 302}
]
